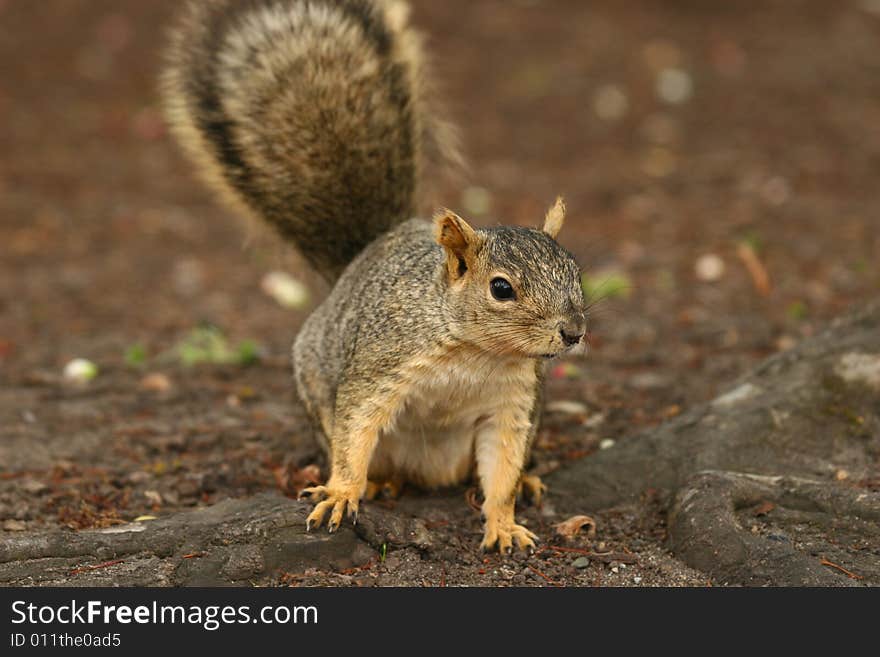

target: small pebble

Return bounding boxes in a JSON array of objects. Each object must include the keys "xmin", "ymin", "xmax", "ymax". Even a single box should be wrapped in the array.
[
  {"xmin": 140, "ymin": 372, "xmax": 172, "ymax": 392},
  {"xmin": 261, "ymin": 271, "xmax": 309, "ymax": 309},
  {"xmin": 127, "ymin": 471, "xmax": 151, "ymax": 484},
  {"xmin": 593, "ymin": 84, "xmax": 629, "ymax": 121},
  {"xmin": 545, "ymin": 400, "xmax": 588, "ymax": 415},
  {"xmin": 20, "ymin": 479, "xmax": 47, "ymax": 494},
  {"xmin": 656, "ymin": 68, "xmax": 693, "ymax": 104},
  {"xmin": 63, "ymin": 358, "xmax": 98, "ymax": 384},
  {"xmin": 582, "ymin": 413, "xmax": 606, "ymax": 429},
  {"xmin": 776, "ymin": 335, "xmax": 797, "ymax": 351},
  {"xmin": 695, "ymin": 254, "xmax": 725, "ymax": 282},
  {"xmin": 572, "ymin": 557, "xmax": 591, "ymax": 569},
  {"xmin": 599, "ymin": 438, "xmax": 615, "ymax": 450}
]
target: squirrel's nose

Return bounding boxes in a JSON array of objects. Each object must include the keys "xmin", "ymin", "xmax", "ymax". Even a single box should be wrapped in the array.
[
  {"xmin": 560, "ymin": 329, "xmax": 583, "ymax": 346},
  {"xmin": 559, "ymin": 319, "xmax": 585, "ymax": 346}
]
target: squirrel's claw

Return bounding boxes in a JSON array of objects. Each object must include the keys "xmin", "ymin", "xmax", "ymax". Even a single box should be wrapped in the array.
[
  {"xmin": 480, "ymin": 516, "xmax": 538, "ymax": 554},
  {"xmin": 299, "ymin": 485, "xmax": 328, "ymax": 502},
  {"xmin": 303, "ymin": 484, "xmax": 360, "ymax": 533}
]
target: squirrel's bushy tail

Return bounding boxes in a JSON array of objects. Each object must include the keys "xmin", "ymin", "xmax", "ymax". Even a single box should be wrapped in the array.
[{"xmin": 162, "ymin": 0, "xmax": 460, "ymax": 281}]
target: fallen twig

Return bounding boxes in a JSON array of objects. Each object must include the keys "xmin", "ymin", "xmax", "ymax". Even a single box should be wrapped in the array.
[
  {"xmin": 546, "ymin": 545, "xmax": 638, "ymax": 564},
  {"xmin": 527, "ymin": 564, "xmax": 561, "ymax": 586},
  {"xmin": 736, "ymin": 242, "xmax": 771, "ymax": 297},
  {"xmin": 69, "ymin": 559, "xmax": 124, "ymax": 576},
  {"xmin": 820, "ymin": 558, "xmax": 863, "ymax": 580}
]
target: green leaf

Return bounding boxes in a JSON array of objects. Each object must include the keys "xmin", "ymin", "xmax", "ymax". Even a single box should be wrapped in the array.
[
  {"xmin": 124, "ymin": 343, "xmax": 147, "ymax": 367},
  {"xmin": 786, "ymin": 300, "xmax": 808, "ymax": 321},
  {"xmin": 582, "ymin": 270, "xmax": 632, "ymax": 300},
  {"xmin": 236, "ymin": 340, "xmax": 261, "ymax": 366}
]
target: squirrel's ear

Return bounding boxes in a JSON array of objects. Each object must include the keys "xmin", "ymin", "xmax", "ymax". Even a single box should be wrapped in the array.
[
  {"xmin": 542, "ymin": 197, "xmax": 566, "ymax": 239},
  {"xmin": 434, "ymin": 209, "xmax": 478, "ymax": 279}
]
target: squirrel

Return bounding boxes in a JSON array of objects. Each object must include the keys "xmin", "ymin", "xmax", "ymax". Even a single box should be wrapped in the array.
[{"xmin": 162, "ymin": 0, "xmax": 587, "ymax": 553}]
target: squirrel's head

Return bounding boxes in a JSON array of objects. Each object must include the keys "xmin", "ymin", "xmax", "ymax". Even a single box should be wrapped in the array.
[{"xmin": 434, "ymin": 198, "xmax": 587, "ymax": 360}]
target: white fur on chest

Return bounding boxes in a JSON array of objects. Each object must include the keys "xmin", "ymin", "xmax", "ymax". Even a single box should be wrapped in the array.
[{"xmin": 368, "ymin": 351, "xmax": 538, "ymax": 488}]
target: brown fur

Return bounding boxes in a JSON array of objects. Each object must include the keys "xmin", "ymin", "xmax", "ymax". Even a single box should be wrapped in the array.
[{"xmin": 162, "ymin": 0, "xmax": 460, "ymax": 281}]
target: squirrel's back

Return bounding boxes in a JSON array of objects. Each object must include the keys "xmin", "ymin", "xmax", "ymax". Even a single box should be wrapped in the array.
[{"xmin": 161, "ymin": 0, "xmax": 459, "ymax": 281}]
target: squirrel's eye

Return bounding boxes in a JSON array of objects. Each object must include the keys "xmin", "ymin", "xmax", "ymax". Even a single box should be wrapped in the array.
[{"xmin": 490, "ymin": 277, "xmax": 516, "ymax": 301}]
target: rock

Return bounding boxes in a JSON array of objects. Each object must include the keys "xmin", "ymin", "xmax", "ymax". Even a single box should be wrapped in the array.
[
  {"xmin": 834, "ymin": 352, "xmax": 880, "ymax": 390},
  {"xmin": 668, "ymin": 471, "xmax": 879, "ymax": 586},
  {"xmin": 355, "ymin": 512, "xmax": 432, "ymax": 552},
  {"xmin": 62, "ymin": 358, "xmax": 98, "ymax": 384},
  {"xmin": 19, "ymin": 479, "xmax": 47, "ymax": 494},
  {"xmin": 656, "ymin": 68, "xmax": 693, "ymax": 104},
  {"xmin": 550, "ymin": 299, "xmax": 880, "ymax": 586},
  {"xmin": 260, "ymin": 271, "xmax": 309, "ymax": 309},
  {"xmin": 711, "ymin": 382, "xmax": 761, "ymax": 409},
  {"xmin": 694, "ymin": 254, "xmax": 725, "ymax": 282},
  {"xmin": 140, "ymin": 372, "xmax": 172, "ymax": 392},
  {"xmin": 0, "ymin": 493, "xmax": 373, "ymax": 586},
  {"xmin": 572, "ymin": 557, "xmax": 591, "ymax": 569},
  {"xmin": 545, "ymin": 400, "xmax": 589, "ymax": 416},
  {"xmin": 630, "ymin": 372, "xmax": 669, "ymax": 390},
  {"xmin": 220, "ymin": 545, "xmax": 265, "ymax": 581}
]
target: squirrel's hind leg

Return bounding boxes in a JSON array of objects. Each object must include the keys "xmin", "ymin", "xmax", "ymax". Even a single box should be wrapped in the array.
[
  {"xmin": 517, "ymin": 473, "xmax": 547, "ymax": 507},
  {"xmin": 365, "ymin": 477, "xmax": 405, "ymax": 501}
]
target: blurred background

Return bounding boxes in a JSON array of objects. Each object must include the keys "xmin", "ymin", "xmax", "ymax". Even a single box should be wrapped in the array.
[{"xmin": 1, "ymin": 1, "xmax": 878, "ymax": 536}]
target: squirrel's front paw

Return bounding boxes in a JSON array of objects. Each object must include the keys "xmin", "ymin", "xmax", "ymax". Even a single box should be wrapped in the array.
[
  {"xmin": 480, "ymin": 516, "xmax": 538, "ymax": 554},
  {"xmin": 300, "ymin": 484, "xmax": 360, "ymax": 532}
]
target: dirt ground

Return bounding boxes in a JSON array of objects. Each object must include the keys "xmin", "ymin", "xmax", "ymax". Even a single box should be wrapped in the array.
[{"xmin": 1, "ymin": 0, "xmax": 879, "ymax": 586}]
